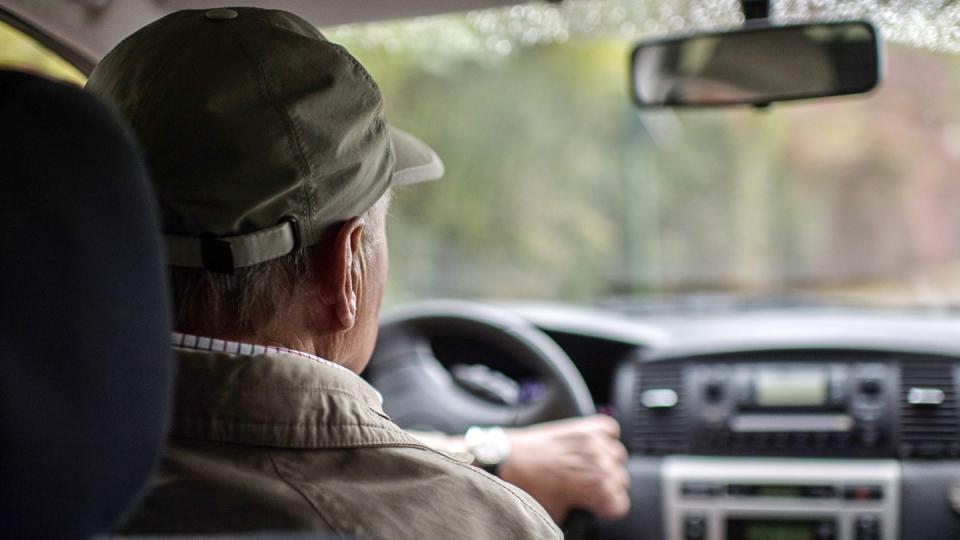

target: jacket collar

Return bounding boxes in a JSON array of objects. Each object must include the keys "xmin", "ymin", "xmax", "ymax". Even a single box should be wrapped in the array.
[{"xmin": 169, "ymin": 333, "xmax": 421, "ymax": 449}]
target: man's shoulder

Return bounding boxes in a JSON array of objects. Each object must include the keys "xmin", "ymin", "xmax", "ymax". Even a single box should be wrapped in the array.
[
  {"xmin": 127, "ymin": 426, "xmax": 563, "ymax": 539},
  {"xmin": 273, "ymin": 443, "xmax": 563, "ymax": 539}
]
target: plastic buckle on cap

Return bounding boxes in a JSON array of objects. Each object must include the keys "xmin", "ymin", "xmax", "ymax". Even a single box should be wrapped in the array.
[
  {"xmin": 284, "ymin": 217, "xmax": 302, "ymax": 252},
  {"xmin": 201, "ymin": 237, "xmax": 235, "ymax": 274}
]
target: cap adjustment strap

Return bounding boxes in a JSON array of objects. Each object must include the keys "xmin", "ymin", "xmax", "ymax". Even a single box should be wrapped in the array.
[{"xmin": 164, "ymin": 220, "xmax": 298, "ymax": 273}]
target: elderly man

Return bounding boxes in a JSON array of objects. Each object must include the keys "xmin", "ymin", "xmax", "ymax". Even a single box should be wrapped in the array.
[{"xmin": 87, "ymin": 7, "xmax": 626, "ymax": 538}]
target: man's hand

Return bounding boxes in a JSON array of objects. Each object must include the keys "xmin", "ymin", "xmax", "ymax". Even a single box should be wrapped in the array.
[{"xmin": 497, "ymin": 415, "xmax": 630, "ymax": 523}]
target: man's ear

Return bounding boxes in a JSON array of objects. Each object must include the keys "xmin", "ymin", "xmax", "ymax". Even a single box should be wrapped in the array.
[{"xmin": 331, "ymin": 216, "xmax": 366, "ymax": 331}]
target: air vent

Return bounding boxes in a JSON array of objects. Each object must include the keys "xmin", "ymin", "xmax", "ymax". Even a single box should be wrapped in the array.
[
  {"xmin": 899, "ymin": 358, "xmax": 959, "ymax": 459},
  {"xmin": 631, "ymin": 361, "xmax": 689, "ymax": 455}
]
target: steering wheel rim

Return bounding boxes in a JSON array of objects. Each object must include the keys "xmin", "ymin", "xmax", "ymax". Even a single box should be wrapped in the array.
[{"xmin": 366, "ymin": 300, "xmax": 595, "ymax": 434}]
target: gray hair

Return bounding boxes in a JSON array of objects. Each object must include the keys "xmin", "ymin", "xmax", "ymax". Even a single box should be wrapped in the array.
[{"xmin": 169, "ymin": 190, "xmax": 391, "ymax": 337}]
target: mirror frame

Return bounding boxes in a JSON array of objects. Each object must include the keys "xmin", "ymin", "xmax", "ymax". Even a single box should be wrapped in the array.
[{"xmin": 629, "ymin": 20, "xmax": 883, "ymax": 109}]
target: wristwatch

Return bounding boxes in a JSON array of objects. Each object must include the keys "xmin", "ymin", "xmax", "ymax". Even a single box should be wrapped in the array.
[{"xmin": 464, "ymin": 426, "xmax": 511, "ymax": 475}]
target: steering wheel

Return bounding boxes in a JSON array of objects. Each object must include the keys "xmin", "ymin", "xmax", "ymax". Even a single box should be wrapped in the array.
[
  {"xmin": 366, "ymin": 300, "xmax": 595, "ymax": 435},
  {"xmin": 367, "ymin": 300, "xmax": 598, "ymax": 538}
]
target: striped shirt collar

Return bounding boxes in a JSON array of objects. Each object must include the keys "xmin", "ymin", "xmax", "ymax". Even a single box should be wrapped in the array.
[{"xmin": 170, "ymin": 332, "xmax": 381, "ymax": 404}]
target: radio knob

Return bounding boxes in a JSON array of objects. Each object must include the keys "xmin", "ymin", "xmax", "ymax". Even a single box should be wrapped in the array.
[
  {"xmin": 859, "ymin": 379, "xmax": 882, "ymax": 396},
  {"xmin": 705, "ymin": 380, "xmax": 724, "ymax": 401}
]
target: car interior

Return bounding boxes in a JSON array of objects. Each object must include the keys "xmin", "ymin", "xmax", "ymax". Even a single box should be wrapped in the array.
[{"xmin": 4, "ymin": 1, "xmax": 960, "ymax": 539}]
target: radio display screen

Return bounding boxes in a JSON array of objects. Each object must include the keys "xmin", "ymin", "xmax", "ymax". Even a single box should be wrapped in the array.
[
  {"xmin": 754, "ymin": 369, "xmax": 828, "ymax": 407},
  {"xmin": 728, "ymin": 519, "xmax": 829, "ymax": 540}
]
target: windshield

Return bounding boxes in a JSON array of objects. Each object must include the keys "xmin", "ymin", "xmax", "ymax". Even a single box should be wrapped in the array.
[{"xmin": 331, "ymin": 1, "xmax": 960, "ymax": 309}]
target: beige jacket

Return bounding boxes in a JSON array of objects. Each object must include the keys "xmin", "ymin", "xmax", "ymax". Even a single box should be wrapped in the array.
[{"xmin": 119, "ymin": 339, "xmax": 561, "ymax": 539}]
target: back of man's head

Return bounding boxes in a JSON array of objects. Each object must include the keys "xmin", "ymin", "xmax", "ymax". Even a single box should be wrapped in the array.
[{"xmin": 86, "ymin": 8, "xmax": 442, "ymax": 357}]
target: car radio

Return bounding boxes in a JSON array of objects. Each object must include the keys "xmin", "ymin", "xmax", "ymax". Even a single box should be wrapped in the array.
[
  {"xmin": 663, "ymin": 457, "xmax": 899, "ymax": 540},
  {"xmin": 686, "ymin": 362, "xmax": 896, "ymax": 456}
]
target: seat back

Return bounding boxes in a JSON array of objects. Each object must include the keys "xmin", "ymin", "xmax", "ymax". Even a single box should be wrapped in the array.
[{"xmin": 0, "ymin": 70, "xmax": 173, "ymax": 539}]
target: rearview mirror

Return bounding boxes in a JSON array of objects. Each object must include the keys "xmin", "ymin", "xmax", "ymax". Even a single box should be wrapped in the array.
[{"xmin": 630, "ymin": 21, "xmax": 881, "ymax": 108}]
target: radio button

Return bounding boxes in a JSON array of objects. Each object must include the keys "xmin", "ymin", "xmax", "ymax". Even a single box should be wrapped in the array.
[
  {"xmin": 815, "ymin": 521, "xmax": 837, "ymax": 540},
  {"xmin": 855, "ymin": 515, "xmax": 880, "ymax": 540},
  {"xmin": 683, "ymin": 514, "xmax": 707, "ymax": 540}
]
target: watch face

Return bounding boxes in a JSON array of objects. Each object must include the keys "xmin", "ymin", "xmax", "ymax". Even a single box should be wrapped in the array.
[
  {"xmin": 472, "ymin": 441, "xmax": 503, "ymax": 466},
  {"xmin": 465, "ymin": 427, "xmax": 511, "ymax": 466}
]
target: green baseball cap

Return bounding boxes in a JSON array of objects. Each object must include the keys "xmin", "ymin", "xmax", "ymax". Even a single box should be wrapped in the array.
[{"xmin": 86, "ymin": 7, "xmax": 443, "ymax": 273}]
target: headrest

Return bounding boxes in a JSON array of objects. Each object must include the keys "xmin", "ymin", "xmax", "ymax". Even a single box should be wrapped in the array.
[{"xmin": 0, "ymin": 70, "xmax": 173, "ymax": 538}]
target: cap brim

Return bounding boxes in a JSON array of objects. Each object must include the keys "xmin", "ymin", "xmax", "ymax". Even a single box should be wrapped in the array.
[{"xmin": 389, "ymin": 126, "xmax": 444, "ymax": 186}]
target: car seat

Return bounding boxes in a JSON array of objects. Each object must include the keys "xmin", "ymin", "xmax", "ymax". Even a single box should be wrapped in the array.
[{"xmin": 0, "ymin": 70, "xmax": 173, "ymax": 539}]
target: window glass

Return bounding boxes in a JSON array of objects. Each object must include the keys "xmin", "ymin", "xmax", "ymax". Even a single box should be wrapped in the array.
[
  {"xmin": 332, "ymin": 9, "xmax": 960, "ymax": 309},
  {"xmin": 0, "ymin": 20, "xmax": 85, "ymax": 85}
]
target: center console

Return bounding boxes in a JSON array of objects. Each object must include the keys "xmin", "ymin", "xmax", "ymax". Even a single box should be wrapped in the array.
[{"xmin": 606, "ymin": 350, "xmax": 960, "ymax": 540}]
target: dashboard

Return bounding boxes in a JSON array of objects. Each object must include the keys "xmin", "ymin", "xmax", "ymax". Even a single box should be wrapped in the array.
[{"xmin": 499, "ymin": 303, "xmax": 960, "ymax": 540}]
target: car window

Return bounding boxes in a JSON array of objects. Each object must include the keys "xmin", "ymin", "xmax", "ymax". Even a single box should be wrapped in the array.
[
  {"xmin": 331, "ymin": 6, "xmax": 960, "ymax": 309},
  {"xmin": 0, "ymin": 20, "xmax": 84, "ymax": 84}
]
